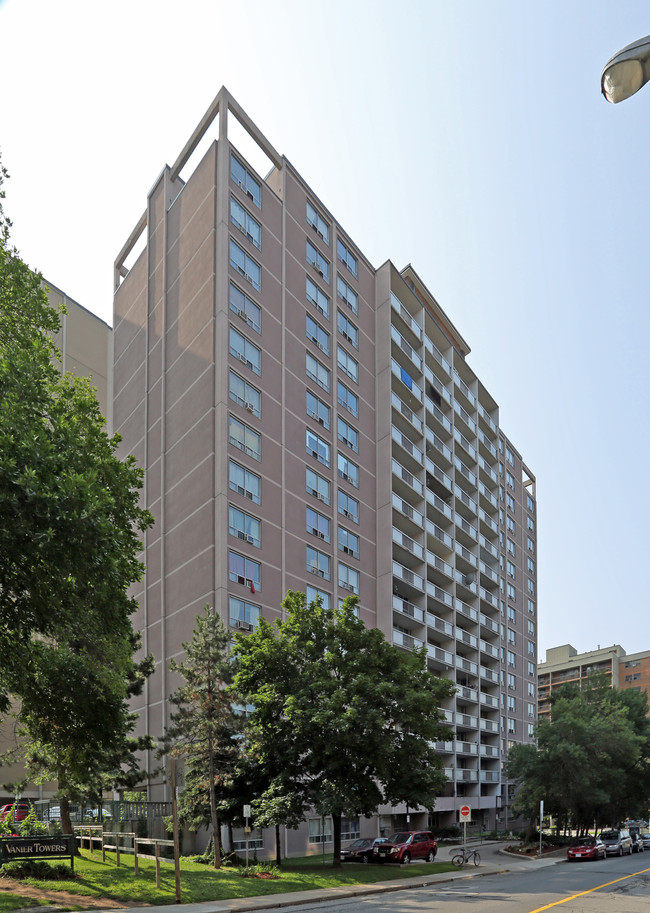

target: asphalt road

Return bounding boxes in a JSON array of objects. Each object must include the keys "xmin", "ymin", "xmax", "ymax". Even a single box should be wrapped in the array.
[{"xmin": 271, "ymin": 846, "xmax": 650, "ymax": 913}]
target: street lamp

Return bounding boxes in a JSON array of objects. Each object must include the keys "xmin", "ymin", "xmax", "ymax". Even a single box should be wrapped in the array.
[{"xmin": 602, "ymin": 34, "xmax": 650, "ymax": 103}]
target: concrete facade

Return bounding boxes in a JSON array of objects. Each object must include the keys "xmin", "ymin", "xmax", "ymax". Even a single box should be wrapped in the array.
[{"xmin": 113, "ymin": 88, "xmax": 537, "ymax": 850}]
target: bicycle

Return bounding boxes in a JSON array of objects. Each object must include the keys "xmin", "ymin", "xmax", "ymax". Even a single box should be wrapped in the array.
[{"xmin": 451, "ymin": 846, "xmax": 480, "ymax": 867}]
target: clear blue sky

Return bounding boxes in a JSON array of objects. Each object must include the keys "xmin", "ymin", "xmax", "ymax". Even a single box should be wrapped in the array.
[{"xmin": 2, "ymin": 0, "xmax": 649, "ymax": 659}]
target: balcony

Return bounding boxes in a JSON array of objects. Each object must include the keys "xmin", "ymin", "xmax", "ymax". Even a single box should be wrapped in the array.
[
  {"xmin": 392, "ymin": 358, "xmax": 422, "ymax": 406},
  {"xmin": 455, "ymin": 769, "xmax": 479, "ymax": 783},
  {"xmin": 391, "ymin": 392, "xmax": 423, "ymax": 436},
  {"xmin": 478, "ymin": 402, "xmax": 498, "ymax": 435},
  {"xmin": 392, "ymin": 527, "xmax": 425, "ymax": 565},
  {"xmin": 426, "ymin": 489, "xmax": 453, "ymax": 524},
  {"xmin": 392, "ymin": 458, "xmax": 423, "ymax": 500},
  {"xmin": 427, "ymin": 612, "xmax": 453, "ymax": 638},
  {"xmin": 455, "ymin": 542, "xmax": 478, "ymax": 571},
  {"xmin": 427, "ymin": 643, "xmax": 454, "ymax": 669},
  {"xmin": 479, "ymin": 718, "xmax": 499, "ymax": 733},
  {"xmin": 455, "ymin": 485, "xmax": 478, "ymax": 522},
  {"xmin": 478, "ymin": 508, "xmax": 498, "ymax": 535},
  {"xmin": 454, "ymin": 456, "xmax": 477, "ymax": 488},
  {"xmin": 456, "ymin": 656, "xmax": 478, "ymax": 676},
  {"xmin": 479, "ymin": 561, "xmax": 499, "ymax": 587},
  {"xmin": 456, "ymin": 628, "xmax": 478, "ymax": 650},
  {"xmin": 427, "ymin": 583, "xmax": 453, "ymax": 611},
  {"xmin": 455, "ymin": 514, "xmax": 478, "ymax": 546},
  {"xmin": 456, "ymin": 571, "xmax": 478, "ymax": 599},
  {"xmin": 478, "ymin": 481, "xmax": 498, "ymax": 510},
  {"xmin": 390, "ymin": 292, "xmax": 422, "ymax": 343},
  {"xmin": 479, "ymin": 535, "xmax": 498, "ymax": 562},
  {"xmin": 392, "ymin": 493, "xmax": 424, "ymax": 535},
  {"xmin": 393, "ymin": 629, "xmax": 424, "ymax": 653},
  {"xmin": 453, "ymin": 370, "xmax": 476, "ymax": 408},
  {"xmin": 426, "ymin": 461, "xmax": 454, "ymax": 498},
  {"xmin": 479, "ymin": 666, "xmax": 500, "ymax": 685},
  {"xmin": 453, "ymin": 400, "xmax": 477, "ymax": 435},
  {"xmin": 393, "ymin": 595, "xmax": 425, "ymax": 625},
  {"xmin": 456, "ymin": 740, "xmax": 479, "ymax": 756},
  {"xmin": 480, "ymin": 744, "xmax": 500, "ymax": 758},
  {"xmin": 392, "ymin": 425, "xmax": 424, "ymax": 473},
  {"xmin": 425, "ymin": 396, "xmax": 452, "ymax": 435},
  {"xmin": 426, "ymin": 553, "xmax": 454, "ymax": 586},
  {"xmin": 425, "ymin": 366, "xmax": 452, "ymax": 404},
  {"xmin": 455, "ymin": 711, "xmax": 478, "ymax": 728},
  {"xmin": 455, "ymin": 598, "xmax": 478, "ymax": 623},
  {"xmin": 424, "ymin": 337, "xmax": 451, "ymax": 378},
  {"xmin": 480, "ymin": 692, "xmax": 499, "ymax": 709},
  {"xmin": 454, "ymin": 427, "xmax": 477, "ymax": 462},
  {"xmin": 434, "ymin": 740, "xmax": 454, "ymax": 753},
  {"xmin": 478, "ymin": 455, "xmax": 498, "ymax": 485},
  {"xmin": 479, "ymin": 587, "xmax": 499, "ymax": 610},
  {"xmin": 426, "ymin": 519, "xmax": 453, "ymax": 555},
  {"xmin": 426, "ymin": 428, "xmax": 453, "ymax": 466},
  {"xmin": 480, "ymin": 770, "xmax": 500, "ymax": 783},
  {"xmin": 479, "ymin": 612, "xmax": 499, "ymax": 636},
  {"xmin": 478, "ymin": 429, "xmax": 497, "ymax": 460},
  {"xmin": 480, "ymin": 640, "xmax": 499, "ymax": 660},
  {"xmin": 391, "ymin": 325, "xmax": 423, "ymax": 375},
  {"xmin": 393, "ymin": 561, "xmax": 424, "ymax": 600}
]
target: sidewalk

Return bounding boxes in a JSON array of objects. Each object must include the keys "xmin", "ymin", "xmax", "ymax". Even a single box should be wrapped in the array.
[{"xmin": 93, "ymin": 842, "xmax": 564, "ymax": 913}]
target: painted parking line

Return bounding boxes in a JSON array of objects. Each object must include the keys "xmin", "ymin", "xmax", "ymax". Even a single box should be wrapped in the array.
[{"xmin": 528, "ymin": 866, "xmax": 650, "ymax": 913}]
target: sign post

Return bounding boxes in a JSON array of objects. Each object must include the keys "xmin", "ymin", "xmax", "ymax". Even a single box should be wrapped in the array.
[
  {"xmin": 243, "ymin": 804, "xmax": 251, "ymax": 867},
  {"xmin": 171, "ymin": 759, "xmax": 182, "ymax": 904},
  {"xmin": 539, "ymin": 800, "xmax": 544, "ymax": 858},
  {"xmin": 459, "ymin": 804, "xmax": 471, "ymax": 852}
]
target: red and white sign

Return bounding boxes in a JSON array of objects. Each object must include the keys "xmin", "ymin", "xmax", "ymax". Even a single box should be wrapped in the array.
[{"xmin": 459, "ymin": 805, "xmax": 471, "ymax": 821}]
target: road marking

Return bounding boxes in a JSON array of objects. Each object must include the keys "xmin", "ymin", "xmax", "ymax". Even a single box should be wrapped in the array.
[{"xmin": 528, "ymin": 866, "xmax": 650, "ymax": 912}]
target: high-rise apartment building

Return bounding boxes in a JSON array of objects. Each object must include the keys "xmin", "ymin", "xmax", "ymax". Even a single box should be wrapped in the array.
[{"xmin": 113, "ymin": 88, "xmax": 537, "ymax": 839}]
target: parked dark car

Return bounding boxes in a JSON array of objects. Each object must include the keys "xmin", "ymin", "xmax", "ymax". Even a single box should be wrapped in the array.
[
  {"xmin": 629, "ymin": 827, "xmax": 645, "ymax": 853},
  {"xmin": 373, "ymin": 830, "xmax": 437, "ymax": 864},
  {"xmin": 598, "ymin": 829, "xmax": 633, "ymax": 856},
  {"xmin": 566, "ymin": 836, "xmax": 606, "ymax": 861},
  {"xmin": 341, "ymin": 837, "xmax": 387, "ymax": 863}
]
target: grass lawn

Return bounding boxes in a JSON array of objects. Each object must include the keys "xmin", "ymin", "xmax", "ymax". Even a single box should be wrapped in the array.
[
  {"xmin": 0, "ymin": 896, "xmax": 56, "ymax": 913},
  {"xmin": 11, "ymin": 849, "xmax": 457, "ymax": 906}
]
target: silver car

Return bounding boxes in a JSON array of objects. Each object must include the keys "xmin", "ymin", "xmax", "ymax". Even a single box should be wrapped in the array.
[{"xmin": 599, "ymin": 828, "xmax": 633, "ymax": 856}]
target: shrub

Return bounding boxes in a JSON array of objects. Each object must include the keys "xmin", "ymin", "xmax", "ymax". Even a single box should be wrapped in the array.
[
  {"xmin": 1, "ymin": 860, "xmax": 73, "ymax": 880},
  {"xmin": 434, "ymin": 826, "xmax": 461, "ymax": 840},
  {"xmin": 237, "ymin": 862, "xmax": 278, "ymax": 878}
]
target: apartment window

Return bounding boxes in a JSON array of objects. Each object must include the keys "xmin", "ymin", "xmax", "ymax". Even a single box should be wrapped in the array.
[
  {"xmin": 625, "ymin": 660, "xmax": 641, "ymax": 668},
  {"xmin": 499, "ymin": 463, "xmax": 504, "ymax": 479},
  {"xmin": 337, "ymin": 310, "xmax": 358, "ymax": 348},
  {"xmin": 507, "ymin": 629, "xmax": 516, "ymax": 646},
  {"xmin": 506, "ymin": 470, "xmax": 515, "ymax": 490},
  {"xmin": 228, "ymin": 550, "xmax": 261, "ymax": 590},
  {"xmin": 337, "ymin": 417, "xmax": 358, "ymax": 453},
  {"xmin": 306, "ymin": 390, "xmax": 330, "ymax": 430},
  {"xmin": 229, "ymin": 282, "xmax": 261, "ymax": 333},
  {"xmin": 337, "ymin": 275, "xmax": 358, "ymax": 314},
  {"xmin": 306, "ymin": 240, "xmax": 330, "ymax": 282},
  {"xmin": 527, "ymin": 598, "xmax": 535, "ymax": 615},
  {"xmin": 230, "ymin": 239, "xmax": 261, "ymax": 291},
  {"xmin": 229, "ymin": 596, "xmax": 260, "ymax": 629},
  {"xmin": 527, "ymin": 661, "xmax": 536, "ymax": 676},
  {"xmin": 506, "ymin": 515, "xmax": 515, "ymax": 533},
  {"xmin": 625, "ymin": 672, "xmax": 642, "ymax": 682},
  {"xmin": 527, "ymin": 640, "xmax": 535, "ymax": 656},
  {"xmin": 337, "ymin": 453, "xmax": 359, "ymax": 488},
  {"xmin": 507, "ymin": 606, "xmax": 516, "ymax": 624},
  {"xmin": 506, "ymin": 493, "xmax": 515, "ymax": 511},
  {"xmin": 337, "ymin": 381, "xmax": 358, "ymax": 417},
  {"xmin": 527, "ymin": 578, "xmax": 535, "ymax": 595},
  {"xmin": 306, "ymin": 586, "xmax": 330, "ymax": 610},
  {"xmin": 230, "ymin": 196, "xmax": 261, "ymax": 249},
  {"xmin": 306, "ymin": 314, "xmax": 330, "ymax": 354},
  {"xmin": 527, "ymin": 516, "xmax": 535, "ymax": 532},
  {"xmin": 306, "ymin": 429, "xmax": 330, "ymax": 467},
  {"xmin": 229, "ymin": 460, "xmax": 261, "ymax": 505},
  {"xmin": 499, "ymin": 531, "xmax": 505, "ymax": 547},
  {"xmin": 527, "ymin": 723, "xmax": 535, "ymax": 738},
  {"xmin": 527, "ymin": 536, "xmax": 535, "ymax": 552},
  {"xmin": 229, "ymin": 416, "xmax": 261, "ymax": 461},
  {"xmin": 506, "ymin": 447, "xmax": 514, "ymax": 466},
  {"xmin": 507, "ymin": 651, "xmax": 516, "ymax": 668},
  {"xmin": 526, "ymin": 493, "xmax": 535, "ymax": 511},
  {"xmin": 306, "ymin": 201, "xmax": 329, "ymax": 243},
  {"xmin": 306, "ymin": 506, "xmax": 330, "ymax": 543},
  {"xmin": 507, "ymin": 672, "xmax": 516, "ymax": 689},
  {"xmin": 231, "ymin": 154, "xmax": 261, "ymax": 208},
  {"xmin": 527, "ymin": 620, "xmax": 535, "ymax": 636},
  {"xmin": 306, "ymin": 467, "xmax": 330, "ymax": 506},
  {"xmin": 338, "ymin": 490, "xmax": 359, "ymax": 524},
  {"xmin": 338, "ymin": 562, "xmax": 360, "ymax": 595},
  {"xmin": 527, "ymin": 681, "xmax": 536, "ymax": 697},
  {"xmin": 527, "ymin": 557, "xmax": 535, "ymax": 574},
  {"xmin": 337, "ymin": 345, "xmax": 358, "ymax": 382},
  {"xmin": 228, "ymin": 506, "xmax": 261, "ymax": 547},
  {"xmin": 507, "ymin": 538, "xmax": 515, "ymax": 556},
  {"xmin": 230, "ymin": 326, "xmax": 261, "ymax": 375},
  {"xmin": 507, "ymin": 695, "xmax": 516, "ymax": 713},
  {"xmin": 506, "ymin": 583, "xmax": 516, "ymax": 601},
  {"xmin": 338, "ymin": 527, "xmax": 359, "ymax": 560},
  {"xmin": 229, "ymin": 370, "xmax": 261, "ymax": 418},
  {"xmin": 507, "ymin": 561, "xmax": 516, "ymax": 579},
  {"xmin": 507, "ymin": 718, "xmax": 516, "ymax": 735},
  {"xmin": 306, "ymin": 276, "xmax": 330, "ymax": 318},
  {"xmin": 306, "ymin": 352, "xmax": 330, "ymax": 392},
  {"xmin": 306, "ymin": 546, "xmax": 330, "ymax": 581},
  {"xmin": 337, "ymin": 238, "xmax": 358, "ymax": 277}
]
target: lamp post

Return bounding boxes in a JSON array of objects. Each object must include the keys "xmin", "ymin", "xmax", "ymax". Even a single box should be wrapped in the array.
[{"xmin": 602, "ymin": 34, "xmax": 650, "ymax": 103}]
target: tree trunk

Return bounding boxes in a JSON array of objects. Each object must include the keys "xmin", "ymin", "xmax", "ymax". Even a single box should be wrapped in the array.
[
  {"xmin": 331, "ymin": 812, "xmax": 341, "ymax": 867},
  {"xmin": 227, "ymin": 820, "xmax": 234, "ymax": 858},
  {"xmin": 59, "ymin": 794, "xmax": 80, "ymax": 855},
  {"xmin": 275, "ymin": 823, "xmax": 282, "ymax": 866},
  {"xmin": 208, "ymin": 751, "xmax": 221, "ymax": 868}
]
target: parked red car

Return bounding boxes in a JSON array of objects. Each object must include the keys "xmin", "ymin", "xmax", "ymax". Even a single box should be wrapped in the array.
[
  {"xmin": 567, "ymin": 836, "xmax": 606, "ymax": 861},
  {"xmin": 0, "ymin": 803, "xmax": 31, "ymax": 825},
  {"xmin": 373, "ymin": 830, "xmax": 437, "ymax": 864}
]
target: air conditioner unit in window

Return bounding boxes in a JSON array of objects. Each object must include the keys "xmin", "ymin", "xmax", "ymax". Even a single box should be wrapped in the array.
[
  {"xmin": 317, "ymin": 492, "xmax": 326, "ymax": 502},
  {"xmin": 235, "ymin": 620, "xmax": 254, "ymax": 632},
  {"xmin": 245, "ymin": 403, "xmax": 255, "ymax": 413},
  {"xmin": 340, "ymin": 583, "xmax": 354, "ymax": 592},
  {"xmin": 245, "ymin": 535, "xmax": 255, "ymax": 544},
  {"xmin": 317, "ymin": 531, "xmax": 325, "ymax": 539},
  {"xmin": 236, "ymin": 307, "xmax": 247, "ymax": 320},
  {"xmin": 343, "ymin": 509, "xmax": 352, "ymax": 519},
  {"xmin": 343, "ymin": 546, "xmax": 352, "ymax": 555},
  {"xmin": 318, "ymin": 416, "xmax": 325, "ymax": 425}
]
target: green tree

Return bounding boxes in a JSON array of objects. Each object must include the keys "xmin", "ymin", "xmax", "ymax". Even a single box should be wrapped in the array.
[
  {"xmin": 233, "ymin": 591, "xmax": 455, "ymax": 867},
  {"xmin": 0, "ymin": 158, "xmax": 153, "ymax": 711},
  {"xmin": 507, "ymin": 677, "xmax": 646, "ymax": 833},
  {"xmin": 163, "ymin": 605, "xmax": 242, "ymax": 869}
]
